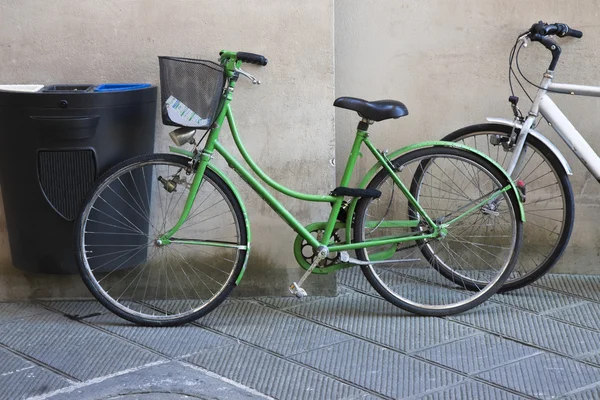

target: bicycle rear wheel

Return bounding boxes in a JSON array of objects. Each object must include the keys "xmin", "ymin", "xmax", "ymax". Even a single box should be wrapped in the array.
[
  {"xmin": 75, "ymin": 153, "xmax": 248, "ymax": 326},
  {"xmin": 441, "ymin": 124, "xmax": 574, "ymax": 292},
  {"xmin": 353, "ymin": 146, "xmax": 523, "ymax": 316}
]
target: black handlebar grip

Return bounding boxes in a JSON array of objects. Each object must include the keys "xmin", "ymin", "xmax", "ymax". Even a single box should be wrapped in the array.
[
  {"xmin": 532, "ymin": 22, "xmax": 584, "ymax": 39},
  {"xmin": 236, "ymin": 52, "xmax": 268, "ymax": 66},
  {"xmin": 555, "ymin": 23, "xmax": 583, "ymax": 38},
  {"xmin": 567, "ymin": 28, "xmax": 583, "ymax": 38}
]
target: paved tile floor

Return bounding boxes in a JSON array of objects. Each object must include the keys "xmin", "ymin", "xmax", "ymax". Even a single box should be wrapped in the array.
[{"xmin": 3, "ymin": 269, "xmax": 600, "ymax": 399}]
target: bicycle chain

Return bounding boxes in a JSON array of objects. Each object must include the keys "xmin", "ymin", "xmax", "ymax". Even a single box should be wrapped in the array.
[{"xmin": 301, "ymin": 228, "xmax": 430, "ymax": 266}]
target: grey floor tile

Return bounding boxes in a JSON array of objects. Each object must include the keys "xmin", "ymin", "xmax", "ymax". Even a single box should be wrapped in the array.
[
  {"xmin": 187, "ymin": 343, "xmax": 369, "ymax": 400},
  {"xmin": 45, "ymin": 360, "xmax": 269, "ymax": 400},
  {"xmin": 256, "ymin": 291, "xmax": 348, "ymax": 310},
  {"xmin": 337, "ymin": 267, "xmax": 428, "ymax": 296},
  {"xmin": 348, "ymin": 395, "xmax": 384, "ymax": 400},
  {"xmin": 198, "ymin": 301, "xmax": 350, "ymax": 356},
  {"xmin": 450, "ymin": 304, "xmax": 600, "ymax": 356},
  {"xmin": 534, "ymin": 274, "xmax": 600, "ymax": 302},
  {"xmin": 85, "ymin": 312, "xmax": 235, "ymax": 357},
  {"xmin": 411, "ymin": 380, "xmax": 527, "ymax": 400},
  {"xmin": 41, "ymin": 300, "xmax": 109, "ymax": 318},
  {"xmin": 476, "ymin": 353, "xmax": 600, "ymax": 399},
  {"xmin": 413, "ymin": 334, "xmax": 541, "ymax": 374},
  {"xmin": 580, "ymin": 352, "xmax": 600, "ymax": 366},
  {"xmin": 0, "ymin": 366, "xmax": 71, "ymax": 400},
  {"xmin": 564, "ymin": 384, "xmax": 600, "ymax": 400},
  {"xmin": 547, "ymin": 302, "xmax": 600, "ymax": 331},
  {"xmin": 337, "ymin": 268, "xmax": 377, "ymax": 294},
  {"xmin": 0, "ymin": 312, "xmax": 163, "ymax": 381},
  {"xmin": 566, "ymin": 345, "xmax": 600, "ymax": 366},
  {"xmin": 4, "ymin": 278, "xmax": 600, "ymax": 400},
  {"xmin": 0, "ymin": 302, "xmax": 54, "ymax": 323},
  {"xmin": 290, "ymin": 292, "xmax": 478, "ymax": 352},
  {"xmin": 290, "ymin": 339, "xmax": 463, "ymax": 399},
  {"xmin": 491, "ymin": 285, "xmax": 584, "ymax": 313},
  {"xmin": 0, "ymin": 349, "xmax": 70, "ymax": 399},
  {"xmin": 0, "ymin": 347, "xmax": 32, "ymax": 375},
  {"xmin": 42, "ymin": 300, "xmax": 171, "ymax": 323},
  {"xmin": 384, "ymin": 282, "xmax": 471, "ymax": 307}
]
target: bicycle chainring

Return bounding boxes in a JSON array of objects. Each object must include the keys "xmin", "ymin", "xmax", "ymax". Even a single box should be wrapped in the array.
[{"xmin": 300, "ymin": 229, "xmax": 341, "ymax": 268}]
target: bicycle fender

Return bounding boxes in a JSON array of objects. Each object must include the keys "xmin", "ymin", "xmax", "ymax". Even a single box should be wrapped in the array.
[
  {"xmin": 485, "ymin": 118, "xmax": 573, "ymax": 176},
  {"xmin": 345, "ymin": 141, "xmax": 525, "ymax": 227},
  {"xmin": 207, "ymin": 164, "xmax": 252, "ymax": 285},
  {"xmin": 169, "ymin": 146, "xmax": 251, "ymax": 285}
]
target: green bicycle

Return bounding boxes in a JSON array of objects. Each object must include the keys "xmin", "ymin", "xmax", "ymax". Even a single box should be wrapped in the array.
[{"xmin": 75, "ymin": 51, "xmax": 524, "ymax": 326}]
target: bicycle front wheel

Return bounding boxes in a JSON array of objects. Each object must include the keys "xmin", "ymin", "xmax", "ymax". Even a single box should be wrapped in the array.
[
  {"xmin": 353, "ymin": 147, "xmax": 523, "ymax": 316},
  {"xmin": 442, "ymin": 124, "xmax": 574, "ymax": 292},
  {"xmin": 75, "ymin": 154, "xmax": 248, "ymax": 326}
]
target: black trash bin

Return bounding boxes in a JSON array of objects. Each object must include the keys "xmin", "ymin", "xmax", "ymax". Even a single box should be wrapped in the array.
[{"xmin": 0, "ymin": 83, "xmax": 157, "ymax": 274}]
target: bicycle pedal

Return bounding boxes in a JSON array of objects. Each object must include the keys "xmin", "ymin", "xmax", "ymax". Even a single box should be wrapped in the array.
[{"xmin": 289, "ymin": 282, "xmax": 308, "ymax": 298}]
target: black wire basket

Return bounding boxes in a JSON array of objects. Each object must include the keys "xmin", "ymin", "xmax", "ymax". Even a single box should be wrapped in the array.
[{"xmin": 158, "ymin": 56, "xmax": 225, "ymax": 129}]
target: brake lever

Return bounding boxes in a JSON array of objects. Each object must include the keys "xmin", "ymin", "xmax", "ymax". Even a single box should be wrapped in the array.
[
  {"xmin": 236, "ymin": 68, "xmax": 260, "ymax": 85},
  {"xmin": 519, "ymin": 33, "xmax": 531, "ymax": 47}
]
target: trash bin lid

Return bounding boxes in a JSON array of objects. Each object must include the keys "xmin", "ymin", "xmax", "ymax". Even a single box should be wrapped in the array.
[
  {"xmin": 0, "ymin": 84, "xmax": 156, "ymax": 108},
  {"xmin": 0, "ymin": 84, "xmax": 44, "ymax": 92},
  {"xmin": 94, "ymin": 83, "xmax": 151, "ymax": 92}
]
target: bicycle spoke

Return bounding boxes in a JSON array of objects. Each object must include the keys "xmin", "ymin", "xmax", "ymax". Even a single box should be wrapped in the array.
[
  {"xmin": 357, "ymin": 149, "xmax": 518, "ymax": 313},
  {"xmin": 439, "ymin": 129, "xmax": 572, "ymax": 290},
  {"xmin": 78, "ymin": 156, "xmax": 246, "ymax": 325}
]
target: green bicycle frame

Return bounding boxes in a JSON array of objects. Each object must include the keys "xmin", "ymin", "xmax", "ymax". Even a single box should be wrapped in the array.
[
  {"xmin": 160, "ymin": 57, "xmax": 518, "ymax": 254},
  {"xmin": 162, "ymin": 104, "xmax": 438, "ymax": 249}
]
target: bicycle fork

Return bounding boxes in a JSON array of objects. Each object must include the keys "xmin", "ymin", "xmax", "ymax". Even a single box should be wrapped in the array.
[
  {"xmin": 158, "ymin": 150, "xmax": 212, "ymax": 242},
  {"xmin": 489, "ymin": 121, "xmax": 531, "ymax": 205}
]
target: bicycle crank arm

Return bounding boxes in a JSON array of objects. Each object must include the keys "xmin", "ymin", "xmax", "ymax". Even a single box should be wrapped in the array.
[
  {"xmin": 289, "ymin": 246, "xmax": 328, "ymax": 298},
  {"xmin": 339, "ymin": 251, "xmax": 419, "ymax": 266}
]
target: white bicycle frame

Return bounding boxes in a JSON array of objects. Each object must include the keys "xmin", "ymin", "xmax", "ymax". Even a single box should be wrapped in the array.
[{"xmin": 488, "ymin": 69, "xmax": 600, "ymax": 180}]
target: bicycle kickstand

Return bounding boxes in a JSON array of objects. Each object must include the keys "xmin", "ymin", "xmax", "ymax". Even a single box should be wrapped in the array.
[{"xmin": 289, "ymin": 246, "xmax": 329, "ymax": 298}]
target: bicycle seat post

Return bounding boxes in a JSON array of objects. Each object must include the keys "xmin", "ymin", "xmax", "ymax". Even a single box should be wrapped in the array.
[{"xmin": 358, "ymin": 117, "xmax": 374, "ymax": 132}]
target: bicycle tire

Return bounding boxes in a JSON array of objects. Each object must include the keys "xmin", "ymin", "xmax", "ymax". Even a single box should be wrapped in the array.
[
  {"xmin": 75, "ymin": 153, "xmax": 248, "ymax": 326},
  {"xmin": 353, "ymin": 146, "xmax": 523, "ymax": 316},
  {"xmin": 439, "ymin": 123, "xmax": 574, "ymax": 292}
]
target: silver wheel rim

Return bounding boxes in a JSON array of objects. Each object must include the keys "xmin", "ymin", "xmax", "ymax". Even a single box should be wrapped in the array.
[
  {"xmin": 453, "ymin": 131, "xmax": 567, "ymax": 283},
  {"xmin": 79, "ymin": 160, "xmax": 243, "ymax": 321},
  {"xmin": 361, "ymin": 153, "xmax": 518, "ymax": 311}
]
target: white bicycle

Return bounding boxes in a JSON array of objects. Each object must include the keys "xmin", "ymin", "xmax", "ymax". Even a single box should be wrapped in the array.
[{"xmin": 441, "ymin": 21, "xmax": 589, "ymax": 292}]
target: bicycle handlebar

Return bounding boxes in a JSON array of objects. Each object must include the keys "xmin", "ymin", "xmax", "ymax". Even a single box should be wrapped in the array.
[
  {"xmin": 219, "ymin": 51, "xmax": 268, "ymax": 66},
  {"xmin": 236, "ymin": 52, "xmax": 268, "ymax": 66},
  {"xmin": 562, "ymin": 25, "xmax": 583, "ymax": 39},
  {"xmin": 524, "ymin": 21, "xmax": 583, "ymax": 71},
  {"xmin": 529, "ymin": 21, "xmax": 583, "ymax": 39}
]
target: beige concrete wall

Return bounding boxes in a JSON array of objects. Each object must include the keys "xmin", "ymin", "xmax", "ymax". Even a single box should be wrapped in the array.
[
  {"xmin": 4, "ymin": 0, "xmax": 600, "ymax": 301},
  {"xmin": 0, "ymin": 0, "xmax": 335, "ymax": 299},
  {"xmin": 335, "ymin": 0, "xmax": 600, "ymax": 273}
]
